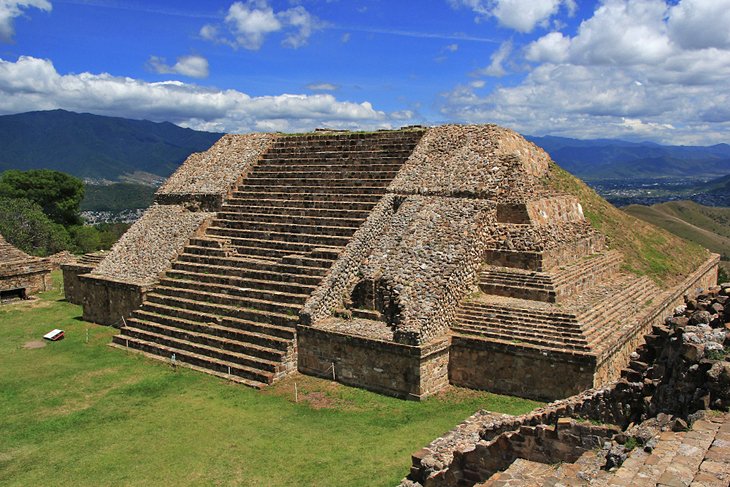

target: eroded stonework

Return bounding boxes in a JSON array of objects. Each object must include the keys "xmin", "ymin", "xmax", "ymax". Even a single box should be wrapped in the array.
[
  {"xmin": 70, "ymin": 124, "xmax": 717, "ymax": 402},
  {"xmin": 0, "ymin": 233, "xmax": 52, "ymax": 301}
]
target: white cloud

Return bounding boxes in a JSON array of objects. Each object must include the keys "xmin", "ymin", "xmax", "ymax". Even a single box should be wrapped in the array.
[
  {"xmin": 147, "ymin": 55, "xmax": 209, "ymax": 79},
  {"xmin": 0, "ymin": 0, "xmax": 51, "ymax": 42},
  {"xmin": 445, "ymin": 43, "xmax": 459, "ymax": 52},
  {"xmin": 0, "ymin": 56, "xmax": 408, "ymax": 133},
  {"xmin": 450, "ymin": 0, "xmax": 574, "ymax": 33},
  {"xmin": 476, "ymin": 40, "xmax": 512, "ymax": 77},
  {"xmin": 200, "ymin": 0, "xmax": 322, "ymax": 50},
  {"xmin": 442, "ymin": 0, "xmax": 730, "ymax": 144},
  {"xmin": 306, "ymin": 82, "xmax": 338, "ymax": 91}
]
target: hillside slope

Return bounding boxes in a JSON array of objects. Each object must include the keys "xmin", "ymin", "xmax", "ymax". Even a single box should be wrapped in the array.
[
  {"xmin": 544, "ymin": 163, "xmax": 709, "ymax": 284},
  {"xmin": 624, "ymin": 201, "xmax": 730, "ymax": 260},
  {"xmin": 0, "ymin": 110, "xmax": 223, "ymax": 180}
]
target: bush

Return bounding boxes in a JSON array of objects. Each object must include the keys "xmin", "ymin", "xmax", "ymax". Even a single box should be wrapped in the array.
[{"xmin": 0, "ymin": 197, "xmax": 71, "ymax": 255}]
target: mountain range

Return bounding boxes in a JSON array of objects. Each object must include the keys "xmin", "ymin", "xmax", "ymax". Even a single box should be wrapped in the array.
[
  {"xmin": 0, "ymin": 110, "xmax": 222, "ymax": 181},
  {"xmin": 1, "ymin": 109, "xmax": 729, "ymax": 183},
  {"xmin": 526, "ymin": 135, "xmax": 730, "ymax": 181}
]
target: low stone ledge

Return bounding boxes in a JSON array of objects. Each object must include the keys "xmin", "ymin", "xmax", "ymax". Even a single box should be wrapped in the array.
[
  {"xmin": 298, "ymin": 323, "xmax": 450, "ymax": 400},
  {"xmin": 79, "ymin": 273, "xmax": 153, "ymax": 326},
  {"xmin": 449, "ymin": 335, "xmax": 597, "ymax": 402}
]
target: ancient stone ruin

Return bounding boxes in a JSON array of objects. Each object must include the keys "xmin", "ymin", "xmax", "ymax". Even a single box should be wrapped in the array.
[
  {"xmin": 0, "ymin": 233, "xmax": 52, "ymax": 302},
  {"xmin": 70, "ymin": 125, "xmax": 719, "ymax": 400},
  {"xmin": 402, "ymin": 286, "xmax": 730, "ymax": 486},
  {"xmin": 60, "ymin": 251, "xmax": 108, "ymax": 305}
]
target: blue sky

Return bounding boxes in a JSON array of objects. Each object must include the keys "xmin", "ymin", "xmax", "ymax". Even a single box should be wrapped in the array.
[{"xmin": 1, "ymin": 0, "xmax": 729, "ymax": 144}]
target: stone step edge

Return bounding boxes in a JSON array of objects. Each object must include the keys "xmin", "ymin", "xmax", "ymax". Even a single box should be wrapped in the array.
[{"xmin": 108, "ymin": 341, "xmax": 268, "ymax": 389}]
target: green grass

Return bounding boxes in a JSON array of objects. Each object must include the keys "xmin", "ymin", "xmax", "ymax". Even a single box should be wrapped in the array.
[
  {"xmin": 544, "ymin": 162, "xmax": 709, "ymax": 285},
  {"xmin": 624, "ymin": 201, "xmax": 730, "ymax": 260},
  {"xmin": 0, "ymin": 272, "xmax": 541, "ymax": 486}
]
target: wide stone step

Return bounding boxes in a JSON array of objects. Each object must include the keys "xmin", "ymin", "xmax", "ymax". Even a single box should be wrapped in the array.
[
  {"xmin": 110, "ymin": 335, "xmax": 273, "ymax": 386},
  {"xmin": 216, "ymin": 210, "xmax": 366, "ymax": 228},
  {"xmin": 169, "ymin": 261, "xmax": 321, "ymax": 287},
  {"xmin": 175, "ymin": 253, "xmax": 329, "ymax": 277},
  {"xmin": 244, "ymin": 177, "xmax": 394, "ymax": 188},
  {"xmin": 235, "ymin": 185, "xmax": 387, "ymax": 195},
  {"xmin": 211, "ymin": 218, "xmax": 359, "ymax": 237},
  {"xmin": 122, "ymin": 321, "xmax": 286, "ymax": 366},
  {"xmin": 137, "ymin": 301, "xmax": 296, "ymax": 340},
  {"xmin": 145, "ymin": 293, "xmax": 298, "ymax": 328},
  {"xmin": 452, "ymin": 322, "xmax": 589, "ymax": 350},
  {"xmin": 228, "ymin": 193, "xmax": 382, "ymax": 204},
  {"xmin": 248, "ymin": 169, "xmax": 400, "ymax": 180},
  {"xmin": 130, "ymin": 309, "xmax": 292, "ymax": 351},
  {"xmin": 254, "ymin": 163, "xmax": 403, "ymax": 173},
  {"xmin": 455, "ymin": 313, "xmax": 585, "ymax": 338},
  {"xmin": 459, "ymin": 302, "xmax": 577, "ymax": 321},
  {"xmin": 153, "ymin": 285, "xmax": 300, "ymax": 316},
  {"xmin": 166, "ymin": 265, "xmax": 316, "ymax": 295},
  {"xmin": 219, "ymin": 204, "xmax": 372, "ymax": 219},
  {"xmin": 207, "ymin": 226, "xmax": 351, "ymax": 247},
  {"xmin": 158, "ymin": 276, "xmax": 310, "ymax": 306},
  {"xmin": 261, "ymin": 149, "xmax": 413, "ymax": 159}
]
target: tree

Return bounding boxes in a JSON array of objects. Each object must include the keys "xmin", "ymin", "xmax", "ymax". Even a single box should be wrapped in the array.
[
  {"xmin": 0, "ymin": 197, "xmax": 71, "ymax": 256},
  {"xmin": 0, "ymin": 169, "xmax": 84, "ymax": 226}
]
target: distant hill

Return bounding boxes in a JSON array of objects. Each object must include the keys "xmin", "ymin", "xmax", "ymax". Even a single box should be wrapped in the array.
[
  {"xmin": 527, "ymin": 135, "xmax": 730, "ymax": 181},
  {"xmin": 0, "ymin": 110, "xmax": 223, "ymax": 181},
  {"xmin": 623, "ymin": 201, "xmax": 730, "ymax": 260}
]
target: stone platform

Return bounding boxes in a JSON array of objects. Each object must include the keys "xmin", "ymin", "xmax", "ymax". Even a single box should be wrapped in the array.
[{"xmin": 69, "ymin": 124, "xmax": 718, "ymax": 401}]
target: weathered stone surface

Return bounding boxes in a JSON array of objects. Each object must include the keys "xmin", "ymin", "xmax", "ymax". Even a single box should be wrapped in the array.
[{"xmin": 0, "ymin": 232, "xmax": 52, "ymax": 297}]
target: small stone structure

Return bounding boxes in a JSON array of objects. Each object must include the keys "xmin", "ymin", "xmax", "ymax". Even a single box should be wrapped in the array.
[
  {"xmin": 61, "ymin": 251, "xmax": 107, "ymax": 304},
  {"xmin": 402, "ymin": 284, "xmax": 730, "ymax": 486},
  {"xmin": 74, "ymin": 124, "xmax": 718, "ymax": 400},
  {"xmin": 0, "ymin": 233, "xmax": 52, "ymax": 301}
]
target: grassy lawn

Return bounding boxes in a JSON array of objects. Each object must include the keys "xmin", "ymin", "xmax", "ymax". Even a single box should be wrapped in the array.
[{"xmin": 0, "ymin": 272, "xmax": 541, "ymax": 486}]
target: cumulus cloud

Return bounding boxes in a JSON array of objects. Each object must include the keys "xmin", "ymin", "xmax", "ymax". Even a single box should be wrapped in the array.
[
  {"xmin": 200, "ymin": 0, "xmax": 323, "ymax": 50},
  {"xmin": 0, "ymin": 0, "xmax": 51, "ymax": 42},
  {"xmin": 442, "ymin": 0, "xmax": 730, "ymax": 144},
  {"xmin": 476, "ymin": 40, "xmax": 512, "ymax": 77},
  {"xmin": 147, "ymin": 55, "xmax": 209, "ymax": 79},
  {"xmin": 0, "ymin": 56, "xmax": 404, "ymax": 133},
  {"xmin": 450, "ymin": 0, "xmax": 574, "ymax": 33}
]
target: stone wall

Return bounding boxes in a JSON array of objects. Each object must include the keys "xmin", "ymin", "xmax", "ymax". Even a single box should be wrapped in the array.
[
  {"xmin": 81, "ymin": 276, "xmax": 152, "ymax": 327},
  {"xmin": 496, "ymin": 195, "xmax": 584, "ymax": 225},
  {"xmin": 0, "ymin": 233, "xmax": 52, "ymax": 296},
  {"xmin": 82, "ymin": 204, "xmax": 214, "ymax": 325},
  {"xmin": 62, "ymin": 263, "xmax": 93, "ymax": 304},
  {"xmin": 298, "ymin": 324, "xmax": 450, "ymax": 399},
  {"xmin": 449, "ymin": 338, "xmax": 596, "ymax": 401},
  {"xmin": 155, "ymin": 133, "xmax": 275, "ymax": 210}
]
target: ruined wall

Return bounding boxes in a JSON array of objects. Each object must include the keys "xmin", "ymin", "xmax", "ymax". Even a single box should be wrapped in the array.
[
  {"xmin": 0, "ymin": 233, "xmax": 52, "ymax": 295},
  {"xmin": 404, "ymin": 257, "xmax": 727, "ymax": 487},
  {"xmin": 496, "ymin": 195, "xmax": 584, "ymax": 225},
  {"xmin": 449, "ymin": 338, "xmax": 596, "ymax": 401}
]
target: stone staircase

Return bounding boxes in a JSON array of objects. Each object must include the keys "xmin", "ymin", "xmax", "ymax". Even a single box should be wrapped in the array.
[
  {"xmin": 478, "ymin": 250, "xmax": 623, "ymax": 303},
  {"xmin": 453, "ymin": 270, "xmax": 660, "ymax": 357},
  {"xmin": 453, "ymin": 298, "xmax": 590, "ymax": 352},
  {"xmin": 111, "ymin": 130, "xmax": 424, "ymax": 387}
]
